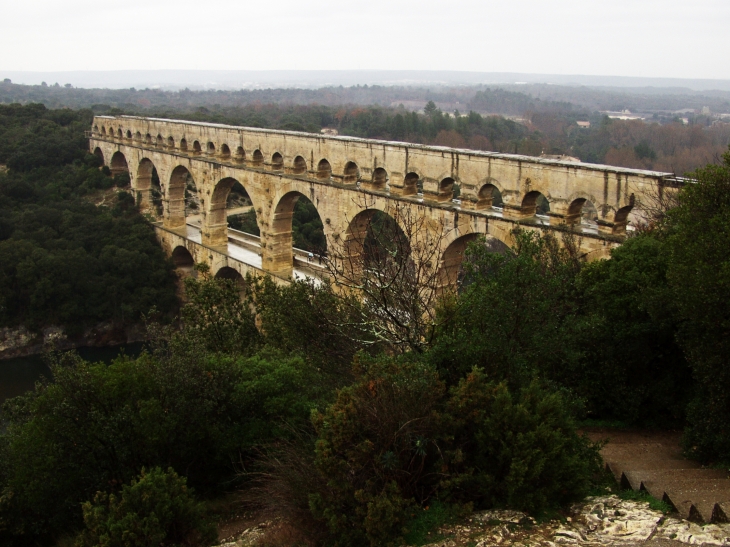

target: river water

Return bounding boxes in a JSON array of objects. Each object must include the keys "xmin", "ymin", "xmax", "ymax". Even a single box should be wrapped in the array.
[{"xmin": 0, "ymin": 343, "xmax": 145, "ymax": 405}]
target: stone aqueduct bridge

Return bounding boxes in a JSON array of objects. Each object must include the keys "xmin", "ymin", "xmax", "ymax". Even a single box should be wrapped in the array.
[{"xmin": 89, "ymin": 115, "xmax": 675, "ymax": 283}]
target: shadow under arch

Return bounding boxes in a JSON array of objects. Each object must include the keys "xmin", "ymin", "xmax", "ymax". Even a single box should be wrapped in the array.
[
  {"xmin": 207, "ymin": 177, "xmax": 259, "ymax": 246},
  {"xmin": 521, "ymin": 190, "xmax": 550, "ymax": 217},
  {"xmin": 137, "ymin": 158, "xmax": 161, "ymax": 213},
  {"xmin": 224, "ymin": 179, "xmax": 259, "ymax": 236},
  {"xmin": 93, "ymin": 147, "xmax": 104, "ymax": 164},
  {"xmin": 438, "ymin": 233, "xmax": 509, "ymax": 291},
  {"xmin": 567, "ymin": 197, "xmax": 598, "ymax": 230},
  {"xmin": 342, "ymin": 208, "xmax": 409, "ymax": 277},
  {"xmin": 172, "ymin": 245, "xmax": 195, "ymax": 270},
  {"xmin": 268, "ymin": 190, "xmax": 326, "ymax": 275},
  {"xmin": 477, "ymin": 182, "xmax": 503, "ymax": 209},
  {"xmin": 167, "ymin": 165, "xmax": 197, "ymax": 229},
  {"xmin": 214, "ymin": 266, "xmax": 246, "ymax": 292},
  {"xmin": 110, "ymin": 151, "xmax": 128, "ymax": 176}
]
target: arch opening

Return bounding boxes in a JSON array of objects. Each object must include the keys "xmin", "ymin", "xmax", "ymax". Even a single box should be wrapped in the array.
[
  {"xmin": 93, "ymin": 147, "xmax": 104, "ymax": 164},
  {"xmin": 317, "ymin": 159, "xmax": 332, "ymax": 180},
  {"xmin": 134, "ymin": 131, "xmax": 142, "ymax": 141},
  {"xmin": 271, "ymin": 152, "xmax": 284, "ymax": 171},
  {"xmin": 343, "ymin": 161, "xmax": 359, "ymax": 184},
  {"xmin": 110, "ymin": 151, "xmax": 129, "ymax": 177},
  {"xmin": 439, "ymin": 177, "xmax": 456, "ymax": 202},
  {"xmin": 269, "ymin": 192, "xmax": 327, "ymax": 274},
  {"xmin": 567, "ymin": 198, "xmax": 598, "ymax": 230},
  {"xmin": 137, "ymin": 158, "xmax": 161, "ymax": 213},
  {"xmin": 521, "ymin": 191, "xmax": 550, "ymax": 218},
  {"xmin": 220, "ymin": 144, "xmax": 231, "ymax": 159},
  {"xmin": 117, "ymin": 128, "xmax": 123, "ymax": 139},
  {"xmin": 172, "ymin": 246, "xmax": 195, "ymax": 269},
  {"xmin": 126, "ymin": 130, "xmax": 132, "ymax": 139},
  {"xmin": 477, "ymin": 183, "xmax": 503, "ymax": 210},
  {"xmin": 193, "ymin": 140, "xmax": 202, "ymax": 155},
  {"xmin": 145, "ymin": 133, "xmax": 152, "ymax": 144},
  {"xmin": 101, "ymin": 126, "xmax": 107, "ymax": 135},
  {"xmin": 371, "ymin": 167, "xmax": 388, "ymax": 189},
  {"xmin": 235, "ymin": 146, "xmax": 245, "ymax": 163},
  {"xmin": 180, "ymin": 138, "xmax": 188, "ymax": 151},
  {"xmin": 156, "ymin": 134, "xmax": 164, "ymax": 147},
  {"xmin": 167, "ymin": 166, "xmax": 197, "ymax": 229},
  {"xmin": 214, "ymin": 267, "xmax": 246, "ymax": 293},
  {"xmin": 343, "ymin": 209, "xmax": 410, "ymax": 280},
  {"xmin": 292, "ymin": 155, "xmax": 307, "ymax": 175},
  {"xmin": 252, "ymin": 149, "xmax": 264, "ymax": 166},
  {"xmin": 225, "ymin": 180, "xmax": 259, "ymax": 236},
  {"xmin": 440, "ymin": 234, "xmax": 509, "ymax": 290},
  {"xmin": 403, "ymin": 172, "xmax": 420, "ymax": 196},
  {"xmin": 207, "ymin": 141, "xmax": 216, "ymax": 155},
  {"xmin": 167, "ymin": 136, "xmax": 175, "ymax": 148}
]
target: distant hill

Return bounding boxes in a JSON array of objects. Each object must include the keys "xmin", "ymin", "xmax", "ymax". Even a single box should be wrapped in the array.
[{"xmin": 2, "ymin": 70, "xmax": 730, "ymax": 93}]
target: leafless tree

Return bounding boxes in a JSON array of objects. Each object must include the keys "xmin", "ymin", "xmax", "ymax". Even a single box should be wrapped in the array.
[{"xmin": 321, "ymin": 197, "xmax": 456, "ymax": 354}]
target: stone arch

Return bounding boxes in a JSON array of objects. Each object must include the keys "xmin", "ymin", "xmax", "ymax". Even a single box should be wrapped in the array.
[
  {"xmin": 156, "ymin": 134, "xmax": 164, "ymax": 146},
  {"xmin": 180, "ymin": 138, "xmax": 188, "ymax": 151},
  {"xmin": 268, "ymin": 191, "xmax": 326, "ymax": 275},
  {"xmin": 117, "ymin": 128, "xmax": 123, "ymax": 139},
  {"xmin": 439, "ymin": 177, "xmax": 455, "ymax": 202},
  {"xmin": 521, "ymin": 190, "xmax": 550, "ymax": 217},
  {"xmin": 93, "ymin": 124, "xmax": 99, "ymax": 134},
  {"xmin": 172, "ymin": 245, "xmax": 194, "ymax": 269},
  {"xmin": 403, "ymin": 172, "xmax": 420, "ymax": 196},
  {"xmin": 567, "ymin": 197, "xmax": 598, "ymax": 227},
  {"xmin": 110, "ymin": 151, "xmax": 129, "ymax": 176},
  {"xmin": 271, "ymin": 152, "xmax": 284, "ymax": 170},
  {"xmin": 126, "ymin": 130, "xmax": 133, "ymax": 139},
  {"xmin": 477, "ymin": 183, "xmax": 504, "ymax": 209},
  {"xmin": 93, "ymin": 147, "xmax": 104, "ymax": 164},
  {"xmin": 145, "ymin": 133, "xmax": 152, "ymax": 144},
  {"xmin": 438, "ymin": 233, "xmax": 509, "ymax": 289},
  {"xmin": 343, "ymin": 161, "xmax": 359, "ymax": 184},
  {"xmin": 343, "ymin": 208, "xmax": 409, "ymax": 277},
  {"xmin": 136, "ymin": 158, "xmax": 160, "ymax": 212},
  {"xmin": 252, "ymin": 149, "xmax": 264, "ymax": 166},
  {"xmin": 317, "ymin": 159, "xmax": 332, "ymax": 180},
  {"xmin": 214, "ymin": 266, "xmax": 245, "ymax": 291},
  {"xmin": 166, "ymin": 165, "xmax": 196, "ymax": 229},
  {"xmin": 167, "ymin": 136, "xmax": 175, "ymax": 148},
  {"xmin": 612, "ymin": 205, "xmax": 633, "ymax": 234},
  {"xmin": 371, "ymin": 167, "xmax": 388, "ymax": 189},
  {"xmin": 220, "ymin": 143, "xmax": 231, "ymax": 159},
  {"xmin": 193, "ymin": 140, "xmax": 202, "ymax": 155},
  {"xmin": 235, "ymin": 146, "xmax": 245, "ymax": 163},
  {"xmin": 207, "ymin": 141, "xmax": 216, "ymax": 155},
  {"xmin": 292, "ymin": 155, "xmax": 307, "ymax": 174},
  {"xmin": 204, "ymin": 177, "xmax": 258, "ymax": 246},
  {"xmin": 438, "ymin": 233, "xmax": 480, "ymax": 289},
  {"xmin": 134, "ymin": 131, "xmax": 141, "ymax": 141},
  {"xmin": 101, "ymin": 126, "xmax": 107, "ymax": 135}
]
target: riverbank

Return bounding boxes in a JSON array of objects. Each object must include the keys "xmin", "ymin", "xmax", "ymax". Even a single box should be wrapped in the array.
[{"xmin": 0, "ymin": 322, "xmax": 147, "ymax": 360}]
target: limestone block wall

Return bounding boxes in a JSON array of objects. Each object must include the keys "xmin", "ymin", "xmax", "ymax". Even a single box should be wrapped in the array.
[{"xmin": 89, "ymin": 115, "xmax": 675, "ymax": 279}]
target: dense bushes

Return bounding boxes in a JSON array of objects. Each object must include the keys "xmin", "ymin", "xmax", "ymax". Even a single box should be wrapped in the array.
[
  {"xmin": 664, "ymin": 147, "xmax": 730, "ymax": 462},
  {"xmin": 77, "ymin": 468, "xmax": 215, "ymax": 547},
  {"xmin": 309, "ymin": 358, "xmax": 601, "ymax": 547},
  {"xmin": 0, "ymin": 103, "xmax": 177, "ymax": 331}
]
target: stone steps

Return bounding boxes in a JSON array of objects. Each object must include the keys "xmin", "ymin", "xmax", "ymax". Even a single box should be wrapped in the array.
[{"xmin": 592, "ymin": 432, "xmax": 730, "ymax": 523}]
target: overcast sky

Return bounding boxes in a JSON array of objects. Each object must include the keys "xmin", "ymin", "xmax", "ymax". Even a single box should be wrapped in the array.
[{"xmin": 2, "ymin": 0, "xmax": 729, "ymax": 80}]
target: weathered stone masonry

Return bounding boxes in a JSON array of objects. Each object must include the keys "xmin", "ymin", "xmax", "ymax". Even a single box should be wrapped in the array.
[{"xmin": 89, "ymin": 115, "xmax": 676, "ymax": 282}]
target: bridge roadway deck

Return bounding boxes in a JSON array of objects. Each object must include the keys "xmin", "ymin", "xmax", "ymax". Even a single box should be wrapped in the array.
[{"xmin": 154, "ymin": 221, "xmax": 323, "ymax": 284}]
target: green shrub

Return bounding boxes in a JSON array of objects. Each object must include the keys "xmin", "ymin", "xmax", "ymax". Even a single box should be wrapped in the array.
[
  {"xmin": 308, "ymin": 357, "xmax": 601, "ymax": 546},
  {"xmin": 442, "ymin": 369, "xmax": 603, "ymax": 515},
  {"xmin": 76, "ymin": 467, "xmax": 216, "ymax": 547}
]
